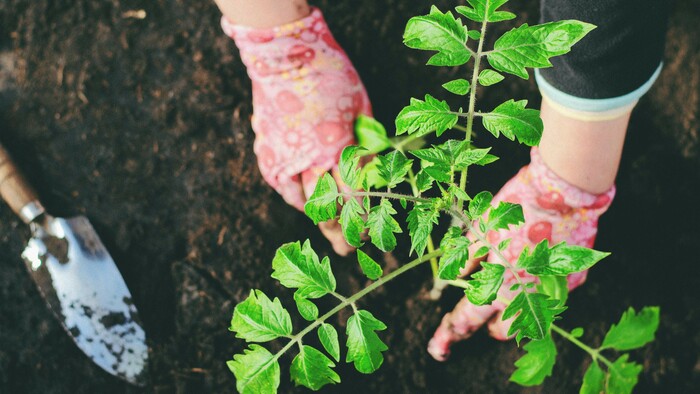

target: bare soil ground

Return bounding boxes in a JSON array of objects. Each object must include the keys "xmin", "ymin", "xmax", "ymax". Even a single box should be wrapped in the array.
[{"xmin": 1, "ymin": 0, "xmax": 698, "ymax": 393}]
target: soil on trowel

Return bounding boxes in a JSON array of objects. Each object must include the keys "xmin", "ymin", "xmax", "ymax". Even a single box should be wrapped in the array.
[{"xmin": 1, "ymin": 0, "xmax": 698, "ymax": 393}]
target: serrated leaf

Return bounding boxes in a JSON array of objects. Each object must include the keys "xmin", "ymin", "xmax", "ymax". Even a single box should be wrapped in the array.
[
  {"xmin": 228, "ymin": 345, "xmax": 280, "ymax": 394},
  {"xmin": 367, "ymin": 199, "xmax": 402, "ymax": 252},
  {"xmin": 423, "ymin": 163, "xmax": 452, "ymax": 183},
  {"xmin": 537, "ymin": 275, "xmax": 568, "ymax": 308},
  {"xmin": 479, "ymin": 69, "xmax": 505, "ymax": 86},
  {"xmin": 482, "ymin": 99, "xmax": 543, "ymax": 146},
  {"xmin": 272, "ymin": 241, "xmax": 336, "ymax": 298},
  {"xmin": 487, "ymin": 201, "xmax": 524, "ymax": 231},
  {"xmin": 355, "ymin": 115, "xmax": 391, "ymax": 154},
  {"xmin": 606, "ymin": 355, "xmax": 642, "ymax": 394},
  {"xmin": 455, "ymin": 147, "xmax": 491, "ymax": 168},
  {"xmin": 518, "ymin": 240, "xmax": 610, "ymax": 276},
  {"xmin": 290, "ymin": 345, "xmax": 340, "ymax": 391},
  {"xmin": 407, "ymin": 204, "xmax": 440, "ymax": 257},
  {"xmin": 339, "ymin": 146, "xmax": 364, "ymax": 189},
  {"xmin": 360, "ymin": 157, "xmax": 388, "ymax": 189},
  {"xmin": 469, "ymin": 191, "xmax": 493, "ymax": 217},
  {"xmin": 443, "ymin": 79, "xmax": 471, "ymax": 95},
  {"xmin": 403, "ymin": 5, "xmax": 471, "ymax": 66},
  {"xmin": 294, "ymin": 292, "xmax": 319, "ymax": 321},
  {"xmin": 510, "ymin": 334, "xmax": 557, "ymax": 386},
  {"xmin": 580, "ymin": 361, "xmax": 605, "ymax": 394},
  {"xmin": 456, "ymin": 0, "xmax": 515, "ymax": 23},
  {"xmin": 601, "ymin": 307, "xmax": 660, "ymax": 351},
  {"xmin": 357, "ymin": 249, "xmax": 383, "ymax": 280},
  {"xmin": 503, "ymin": 292, "xmax": 565, "ymax": 344},
  {"xmin": 498, "ymin": 238, "xmax": 512, "ymax": 251},
  {"xmin": 377, "ymin": 151, "xmax": 413, "ymax": 188},
  {"xmin": 346, "ymin": 310, "xmax": 388, "ymax": 374},
  {"xmin": 448, "ymin": 184, "xmax": 471, "ymax": 202},
  {"xmin": 476, "ymin": 153, "xmax": 499, "ymax": 165},
  {"xmin": 415, "ymin": 169, "xmax": 434, "ymax": 192},
  {"xmin": 318, "ymin": 323, "xmax": 341, "ymax": 362},
  {"xmin": 474, "ymin": 245, "xmax": 490, "ymax": 259},
  {"xmin": 487, "ymin": 20, "xmax": 596, "ymax": 79},
  {"xmin": 464, "ymin": 262, "xmax": 504, "ymax": 305},
  {"xmin": 304, "ymin": 173, "xmax": 339, "ymax": 224},
  {"xmin": 395, "ymin": 94, "xmax": 459, "ymax": 137},
  {"xmin": 439, "ymin": 236, "xmax": 471, "ymax": 280},
  {"xmin": 339, "ymin": 198, "xmax": 366, "ymax": 248},
  {"xmin": 230, "ymin": 289, "xmax": 293, "ymax": 342},
  {"xmin": 412, "ymin": 147, "xmax": 450, "ymax": 166}
]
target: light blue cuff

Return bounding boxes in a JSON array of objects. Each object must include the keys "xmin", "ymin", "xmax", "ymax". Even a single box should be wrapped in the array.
[{"xmin": 534, "ymin": 63, "xmax": 663, "ymax": 113}]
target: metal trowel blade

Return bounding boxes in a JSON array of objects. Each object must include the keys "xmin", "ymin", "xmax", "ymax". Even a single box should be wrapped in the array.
[{"xmin": 21, "ymin": 215, "xmax": 148, "ymax": 385}]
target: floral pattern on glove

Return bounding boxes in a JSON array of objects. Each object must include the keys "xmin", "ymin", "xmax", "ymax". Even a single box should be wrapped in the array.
[
  {"xmin": 428, "ymin": 147, "xmax": 615, "ymax": 361},
  {"xmin": 222, "ymin": 8, "xmax": 372, "ymax": 210}
]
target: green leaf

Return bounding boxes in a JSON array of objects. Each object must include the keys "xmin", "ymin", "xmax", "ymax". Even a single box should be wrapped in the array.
[
  {"xmin": 395, "ymin": 94, "xmax": 459, "ymax": 137},
  {"xmin": 376, "ymin": 150, "xmax": 413, "ymax": 188},
  {"xmin": 403, "ymin": 5, "xmax": 471, "ymax": 66},
  {"xmin": 415, "ymin": 170, "xmax": 434, "ymax": 192},
  {"xmin": 412, "ymin": 147, "xmax": 450, "ymax": 166},
  {"xmin": 464, "ymin": 262, "xmax": 505, "ymax": 305},
  {"xmin": 357, "ymin": 249, "xmax": 383, "ymax": 280},
  {"xmin": 439, "ymin": 236, "xmax": 471, "ymax": 280},
  {"xmin": 487, "ymin": 20, "xmax": 596, "ymax": 79},
  {"xmin": 228, "ymin": 345, "xmax": 280, "ymax": 394},
  {"xmin": 474, "ymin": 245, "xmax": 490, "ymax": 259},
  {"xmin": 366, "ymin": 199, "xmax": 402, "ymax": 252},
  {"xmin": 518, "ymin": 240, "xmax": 610, "ymax": 276},
  {"xmin": 469, "ymin": 191, "xmax": 493, "ymax": 217},
  {"xmin": 359, "ymin": 157, "xmax": 388, "ymax": 189},
  {"xmin": 606, "ymin": 355, "xmax": 642, "ymax": 394},
  {"xmin": 486, "ymin": 201, "xmax": 524, "ymax": 231},
  {"xmin": 580, "ymin": 361, "xmax": 605, "ymax": 394},
  {"xmin": 503, "ymin": 292, "xmax": 565, "ymax": 344},
  {"xmin": 230, "ymin": 289, "xmax": 293, "ymax": 342},
  {"xmin": 455, "ymin": 147, "xmax": 491, "ymax": 168},
  {"xmin": 290, "ymin": 345, "xmax": 340, "ymax": 391},
  {"xmin": 339, "ymin": 198, "xmax": 366, "ymax": 248},
  {"xmin": 448, "ymin": 184, "xmax": 471, "ymax": 202},
  {"xmin": 294, "ymin": 291, "xmax": 319, "ymax": 321},
  {"xmin": 467, "ymin": 30, "xmax": 481, "ymax": 40},
  {"xmin": 571, "ymin": 327, "xmax": 584, "ymax": 338},
  {"xmin": 601, "ymin": 307, "xmax": 660, "ymax": 351},
  {"xmin": 510, "ymin": 334, "xmax": 557, "ymax": 386},
  {"xmin": 339, "ymin": 146, "xmax": 364, "ymax": 189},
  {"xmin": 318, "ymin": 323, "xmax": 341, "ymax": 362},
  {"xmin": 456, "ymin": 0, "xmax": 515, "ymax": 23},
  {"xmin": 346, "ymin": 310, "xmax": 389, "ymax": 374},
  {"xmin": 272, "ymin": 241, "xmax": 336, "ymax": 298},
  {"xmin": 537, "ymin": 275, "xmax": 569, "ymax": 308},
  {"xmin": 355, "ymin": 115, "xmax": 391, "ymax": 154},
  {"xmin": 304, "ymin": 173, "xmax": 339, "ymax": 224},
  {"xmin": 423, "ymin": 163, "xmax": 452, "ymax": 183},
  {"xmin": 482, "ymin": 99, "xmax": 543, "ymax": 146},
  {"xmin": 478, "ymin": 69, "xmax": 505, "ymax": 86},
  {"xmin": 476, "ymin": 153, "xmax": 499, "ymax": 165},
  {"xmin": 407, "ymin": 203, "xmax": 440, "ymax": 257},
  {"xmin": 443, "ymin": 79, "xmax": 471, "ymax": 95}
]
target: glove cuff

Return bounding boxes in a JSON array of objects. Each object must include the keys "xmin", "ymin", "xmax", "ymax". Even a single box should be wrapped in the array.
[{"xmin": 527, "ymin": 147, "xmax": 616, "ymax": 211}]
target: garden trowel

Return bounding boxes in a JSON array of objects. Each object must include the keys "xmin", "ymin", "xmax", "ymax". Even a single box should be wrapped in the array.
[{"xmin": 0, "ymin": 142, "xmax": 148, "ymax": 385}]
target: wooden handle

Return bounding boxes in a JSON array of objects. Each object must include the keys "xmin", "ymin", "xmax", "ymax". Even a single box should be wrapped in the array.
[{"xmin": 0, "ymin": 143, "xmax": 43, "ymax": 222}]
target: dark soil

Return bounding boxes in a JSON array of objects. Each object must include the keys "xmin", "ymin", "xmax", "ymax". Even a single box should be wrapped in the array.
[{"xmin": 1, "ymin": 0, "xmax": 698, "ymax": 393}]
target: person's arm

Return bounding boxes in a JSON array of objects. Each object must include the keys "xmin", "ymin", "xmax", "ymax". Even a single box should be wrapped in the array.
[{"xmin": 213, "ymin": 0, "xmax": 310, "ymax": 28}]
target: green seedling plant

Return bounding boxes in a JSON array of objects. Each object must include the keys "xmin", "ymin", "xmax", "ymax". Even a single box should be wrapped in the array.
[{"xmin": 228, "ymin": 2, "xmax": 660, "ymax": 393}]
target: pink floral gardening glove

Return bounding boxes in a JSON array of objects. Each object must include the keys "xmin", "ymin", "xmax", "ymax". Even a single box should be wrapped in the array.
[
  {"xmin": 222, "ymin": 7, "xmax": 372, "ymax": 213},
  {"xmin": 427, "ymin": 147, "xmax": 615, "ymax": 361}
]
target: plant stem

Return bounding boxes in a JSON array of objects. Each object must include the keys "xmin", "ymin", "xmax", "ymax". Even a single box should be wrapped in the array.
[
  {"xmin": 457, "ymin": 11, "xmax": 488, "ymax": 212},
  {"xmin": 550, "ymin": 324, "xmax": 614, "ymax": 369},
  {"xmin": 344, "ymin": 190, "xmax": 430, "ymax": 204},
  {"xmin": 270, "ymin": 250, "xmax": 444, "ymax": 364}
]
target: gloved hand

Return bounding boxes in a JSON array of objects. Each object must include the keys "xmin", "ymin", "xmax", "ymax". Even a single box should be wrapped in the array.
[
  {"xmin": 222, "ymin": 7, "xmax": 372, "ymax": 255},
  {"xmin": 428, "ymin": 147, "xmax": 615, "ymax": 361}
]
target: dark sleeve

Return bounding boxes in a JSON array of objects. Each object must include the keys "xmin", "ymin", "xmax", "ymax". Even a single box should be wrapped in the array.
[{"xmin": 538, "ymin": 0, "xmax": 671, "ymax": 99}]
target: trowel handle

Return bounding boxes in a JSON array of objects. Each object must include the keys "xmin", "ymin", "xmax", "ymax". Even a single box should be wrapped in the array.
[{"xmin": 0, "ymin": 143, "xmax": 45, "ymax": 223}]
